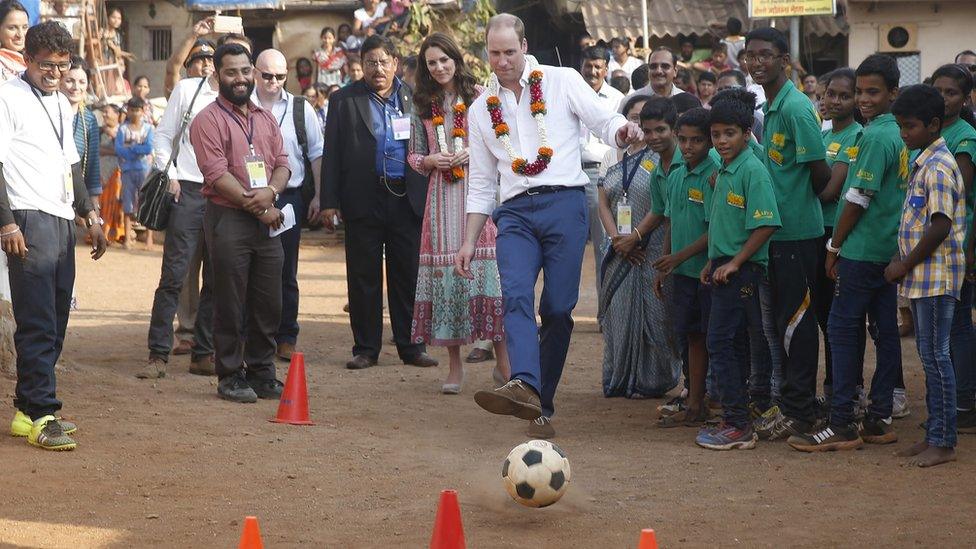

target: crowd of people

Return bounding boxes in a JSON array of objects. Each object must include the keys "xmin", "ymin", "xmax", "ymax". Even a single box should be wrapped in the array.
[{"xmin": 1, "ymin": 1, "xmax": 975, "ymax": 470}]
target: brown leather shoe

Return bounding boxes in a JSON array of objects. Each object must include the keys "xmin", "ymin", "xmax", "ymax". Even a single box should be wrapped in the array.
[
  {"xmin": 137, "ymin": 357, "xmax": 166, "ymax": 379},
  {"xmin": 474, "ymin": 379, "xmax": 542, "ymax": 420},
  {"xmin": 173, "ymin": 339, "xmax": 193, "ymax": 356},
  {"xmin": 527, "ymin": 416, "xmax": 555, "ymax": 439},
  {"xmin": 189, "ymin": 355, "xmax": 215, "ymax": 376},
  {"xmin": 346, "ymin": 355, "xmax": 377, "ymax": 370},
  {"xmin": 465, "ymin": 347, "xmax": 494, "ymax": 363},
  {"xmin": 276, "ymin": 342, "xmax": 295, "ymax": 362},
  {"xmin": 403, "ymin": 352, "xmax": 438, "ymax": 368}
]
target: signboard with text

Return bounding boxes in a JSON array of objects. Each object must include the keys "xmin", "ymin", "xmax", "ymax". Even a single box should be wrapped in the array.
[{"xmin": 748, "ymin": 0, "xmax": 836, "ymax": 17}]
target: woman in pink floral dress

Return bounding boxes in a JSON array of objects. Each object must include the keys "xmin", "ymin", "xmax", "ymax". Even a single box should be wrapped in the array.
[{"xmin": 408, "ymin": 32, "xmax": 509, "ymax": 394}]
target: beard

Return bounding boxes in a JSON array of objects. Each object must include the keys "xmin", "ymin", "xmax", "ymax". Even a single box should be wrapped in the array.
[{"xmin": 219, "ymin": 79, "xmax": 255, "ymax": 106}]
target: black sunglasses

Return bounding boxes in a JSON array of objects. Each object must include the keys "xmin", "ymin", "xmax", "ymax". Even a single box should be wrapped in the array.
[{"xmin": 261, "ymin": 72, "xmax": 287, "ymax": 81}]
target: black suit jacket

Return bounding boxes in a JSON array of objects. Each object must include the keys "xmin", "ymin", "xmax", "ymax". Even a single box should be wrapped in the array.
[{"xmin": 321, "ymin": 79, "xmax": 427, "ymax": 221}]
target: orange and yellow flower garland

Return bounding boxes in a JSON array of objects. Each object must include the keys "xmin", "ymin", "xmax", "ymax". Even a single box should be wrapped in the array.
[
  {"xmin": 431, "ymin": 99, "xmax": 467, "ymax": 183},
  {"xmin": 485, "ymin": 68, "xmax": 553, "ymax": 176}
]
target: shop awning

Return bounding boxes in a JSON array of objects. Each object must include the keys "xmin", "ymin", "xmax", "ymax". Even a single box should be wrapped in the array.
[{"xmin": 185, "ymin": 0, "xmax": 282, "ymax": 9}]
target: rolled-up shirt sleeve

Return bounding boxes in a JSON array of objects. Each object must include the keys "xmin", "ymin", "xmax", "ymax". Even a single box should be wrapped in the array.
[
  {"xmin": 466, "ymin": 109, "xmax": 496, "ymax": 215},
  {"xmin": 189, "ymin": 110, "xmax": 228, "ymax": 185},
  {"xmin": 566, "ymin": 70, "xmax": 626, "ymax": 149}
]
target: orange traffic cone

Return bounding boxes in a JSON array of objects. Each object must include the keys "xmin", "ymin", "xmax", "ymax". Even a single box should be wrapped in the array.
[
  {"xmin": 238, "ymin": 516, "xmax": 264, "ymax": 549},
  {"xmin": 637, "ymin": 528, "xmax": 658, "ymax": 549},
  {"xmin": 270, "ymin": 352, "xmax": 314, "ymax": 425},
  {"xmin": 429, "ymin": 490, "xmax": 465, "ymax": 549}
]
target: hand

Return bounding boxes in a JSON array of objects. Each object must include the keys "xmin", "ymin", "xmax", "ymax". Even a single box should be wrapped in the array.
[
  {"xmin": 454, "ymin": 242, "xmax": 476, "ymax": 279},
  {"xmin": 625, "ymin": 248, "xmax": 646, "ymax": 265},
  {"xmin": 611, "ymin": 233, "xmax": 639, "ymax": 256},
  {"xmin": 708, "ymin": 171, "xmax": 717, "ymax": 189},
  {"xmin": 884, "ymin": 259, "xmax": 909, "ymax": 284},
  {"xmin": 321, "ymin": 208, "xmax": 341, "ymax": 231},
  {"xmin": 307, "ymin": 194, "xmax": 322, "ymax": 223},
  {"xmin": 712, "ymin": 261, "xmax": 739, "ymax": 285},
  {"xmin": 88, "ymin": 223, "xmax": 108, "ymax": 260},
  {"xmin": 615, "ymin": 122, "xmax": 643, "ymax": 148},
  {"xmin": 653, "ymin": 253, "xmax": 681, "ymax": 274},
  {"xmin": 193, "ymin": 16, "xmax": 215, "ymax": 37},
  {"xmin": 168, "ymin": 179, "xmax": 182, "ymax": 203},
  {"xmin": 825, "ymin": 251, "xmax": 839, "ymax": 280},
  {"xmin": 653, "ymin": 272, "xmax": 667, "ymax": 300},
  {"xmin": 242, "ymin": 187, "xmax": 276, "ymax": 216},
  {"xmin": 450, "ymin": 148, "xmax": 469, "ymax": 167},
  {"xmin": 90, "ymin": 194, "xmax": 101, "ymax": 212},
  {"xmin": 425, "ymin": 152, "xmax": 455, "ymax": 172},
  {"xmin": 700, "ymin": 261, "xmax": 712, "ymax": 285},
  {"xmin": 1, "ymin": 224, "xmax": 26, "ymax": 259},
  {"xmin": 259, "ymin": 207, "xmax": 284, "ymax": 230}
]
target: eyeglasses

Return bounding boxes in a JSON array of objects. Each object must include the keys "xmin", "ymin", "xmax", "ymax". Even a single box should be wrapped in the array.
[
  {"xmin": 743, "ymin": 52, "xmax": 781, "ymax": 65},
  {"xmin": 37, "ymin": 61, "xmax": 71, "ymax": 73},
  {"xmin": 261, "ymin": 72, "xmax": 287, "ymax": 81},
  {"xmin": 647, "ymin": 63, "xmax": 672, "ymax": 71},
  {"xmin": 363, "ymin": 58, "xmax": 394, "ymax": 69}
]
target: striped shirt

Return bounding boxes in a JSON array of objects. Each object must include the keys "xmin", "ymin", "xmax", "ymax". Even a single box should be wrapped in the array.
[{"xmin": 898, "ymin": 137, "xmax": 967, "ymax": 299}]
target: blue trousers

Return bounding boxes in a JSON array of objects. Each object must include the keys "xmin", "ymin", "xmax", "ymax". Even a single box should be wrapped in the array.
[
  {"xmin": 911, "ymin": 295, "xmax": 957, "ymax": 447},
  {"xmin": 275, "ymin": 188, "xmax": 303, "ymax": 345},
  {"xmin": 950, "ymin": 280, "xmax": 975, "ymax": 409},
  {"xmin": 827, "ymin": 258, "xmax": 901, "ymax": 426},
  {"xmin": 493, "ymin": 188, "xmax": 588, "ymax": 418}
]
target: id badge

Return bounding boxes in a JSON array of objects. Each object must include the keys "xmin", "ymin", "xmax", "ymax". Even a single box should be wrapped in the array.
[
  {"xmin": 392, "ymin": 115, "xmax": 411, "ymax": 141},
  {"xmin": 244, "ymin": 154, "xmax": 268, "ymax": 189},
  {"xmin": 62, "ymin": 160, "xmax": 74, "ymax": 203},
  {"xmin": 616, "ymin": 196, "xmax": 632, "ymax": 235}
]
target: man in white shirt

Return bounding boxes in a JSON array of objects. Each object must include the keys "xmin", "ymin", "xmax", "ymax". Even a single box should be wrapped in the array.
[
  {"xmin": 579, "ymin": 44, "xmax": 623, "ymax": 290},
  {"xmin": 0, "ymin": 22, "xmax": 106, "ymax": 451},
  {"xmin": 457, "ymin": 14, "xmax": 641, "ymax": 438},
  {"xmin": 252, "ymin": 49, "xmax": 324, "ymax": 362},
  {"xmin": 629, "ymin": 47, "xmax": 683, "ymax": 101},
  {"xmin": 607, "ymin": 37, "xmax": 642, "ymax": 79},
  {"xmin": 143, "ymin": 69, "xmax": 220, "ymax": 379}
]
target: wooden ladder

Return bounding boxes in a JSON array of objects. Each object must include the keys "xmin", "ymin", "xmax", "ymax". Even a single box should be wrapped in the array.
[{"xmin": 79, "ymin": 0, "xmax": 127, "ymax": 104}]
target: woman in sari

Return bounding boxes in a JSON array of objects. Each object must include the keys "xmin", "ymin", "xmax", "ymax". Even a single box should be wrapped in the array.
[
  {"xmin": 408, "ymin": 32, "xmax": 509, "ymax": 394},
  {"xmin": 597, "ymin": 97, "xmax": 682, "ymax": 399}
]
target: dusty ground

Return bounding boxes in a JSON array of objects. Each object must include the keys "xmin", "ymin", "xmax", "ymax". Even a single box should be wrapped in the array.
[{"xmin": 1, "ymin": 232, "xmax": 974, "ymax": 549}]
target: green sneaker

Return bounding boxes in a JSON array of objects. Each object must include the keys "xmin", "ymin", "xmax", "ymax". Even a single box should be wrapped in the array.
[
  {"xmin": 11, "ymin": 410, "xmax": 77, "ymax": 437},
  {"xmin": 27, "ymin": 415, "xmax": 77, "ymax": 451}
]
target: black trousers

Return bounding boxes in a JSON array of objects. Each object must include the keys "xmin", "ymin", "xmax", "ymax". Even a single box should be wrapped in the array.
[
  {"xmin": 343, "ymin": 188, "xmax": 424, "ymax": 361},
  {"xmin": 275, "ymin": 188, "xmax": 303, "ymax": 345},
  {"xmin": 768, "ymin": 238, "xmax": 821, "ymax": 424},
  {"xmin": 204, "ymin": 203, "xmax": 283, "ymax": 381},
  {"xmin": 10, "ymin": 211, "xmax": 74, "ymax": 420}
]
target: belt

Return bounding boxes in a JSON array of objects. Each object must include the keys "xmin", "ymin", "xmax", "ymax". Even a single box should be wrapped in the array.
[
  {"xmin": 504, "ymin": 185, "xmax": 583, "ymax": 204},
  {"xmin": 582, "ymin": 161, "xmax": 601, "ymax": 169}
]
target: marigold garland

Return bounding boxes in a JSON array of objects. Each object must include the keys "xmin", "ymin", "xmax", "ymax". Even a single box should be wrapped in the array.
[
  {"xmin": 431, "ymin": 96, "xmax": 467, "ymax": 183},
  {"xmin": 485, "ymin": 64, "xmax": 552, "ymax": 176}
]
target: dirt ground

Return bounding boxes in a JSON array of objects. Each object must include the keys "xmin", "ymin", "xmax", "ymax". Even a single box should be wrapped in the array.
[{"xmin": 1, "ymin": 233, "xmax": 974, "ymax": 549}]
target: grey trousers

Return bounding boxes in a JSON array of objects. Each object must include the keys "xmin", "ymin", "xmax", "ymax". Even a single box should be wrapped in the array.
[
  {"xmin": 583, "ymin": 165, "xmax": 606, "ymax": 289},
  {"xmin": 147, "ymin": 181, "xmax": 214, "ymax": 361},
  {"xmin": 204, "ymin": 203, "xmax": 283, "ymax": 381},
  {"xmin": 175, "ymin": 241, "xmax": 203, "ymax": 342}
]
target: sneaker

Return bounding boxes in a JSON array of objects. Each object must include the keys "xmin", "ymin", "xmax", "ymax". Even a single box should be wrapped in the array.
[
  {"xmin": 815, "ymin": 395, "xmax": 831, "ymax": 421},
  {"xmin": 695, "ymin": 422, "xmax": 758, "ymax": 450},
  {"xmin": 10, "ymin": 410, "xmax": 76, "ymax": 438},
  {"xmin": 473, "ymin": 379, "xmax": 542, "ymax": 420},
  {"xmin": 137, "ymin": 357, "xmax": 166, "ymax": 379},
  {"xmin": 957, "ymin": 409, "xmax": 976, "ymax": 434},
  {"xmin": 657, "ymin": 395, "xmax": 687, "ymax": 417},
  {"xmin": 189, "ymin": 355, "xmax": 215, "ymax": 376},
  {"xmin": 27, "ymin": 415, "xmax": 77, "ymax": 451},
  {"xmin": 860, "ymin": 416, "xmax": 898, "ymax": 444},
  {"xmin": 249, "ymin": 378, "xmax": 284, "ymax": 400},
  {"xmin": 747, "ymin": 401, "xmax": 768, "ymax": 420},
  {"xmin": 787, "ymin": 423, "xmax": 863, "ymax": 452},
  {"xmin": 756, "ymin": 410, "xmax": 813, "ymax": 441},
  {"xmin": 527, "ymin": 416, "xmax": 555, "ymax": 439},
  {"xmin": 217, "ymin": 374, "xmax": 258, "ymax": 403},
  {"xmin": 753, "ymin": 406, "xmax": 782, "ymax": 439},
  {"xmin": 892, "ymin": 389, "xmax": 910, "ymax": 419}
]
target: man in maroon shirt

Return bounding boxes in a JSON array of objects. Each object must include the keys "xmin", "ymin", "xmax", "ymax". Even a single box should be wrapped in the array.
[{"xmin": 190, "ymin": 43, "xmax": 292, "ymax": 403}]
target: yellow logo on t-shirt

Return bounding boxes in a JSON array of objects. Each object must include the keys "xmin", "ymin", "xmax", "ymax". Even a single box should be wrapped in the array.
[
  {"xmin": 641, "ymin": 159, "xmax": 656, "ymax": 172},
  {"xmin": 962, "ymin": 140, "xmax": 972, "ymax": 149},
  {"xmin": 827, "ymin": 142, "xmax": 841, "ymax": 159},
  {"xmin": 768, "ymin": 149, "xmax": 784, "ymax": 165},
  {"xmin": 688, "ymin": 187, "xmax": 704, "ymax": 203},
  {"xmin": 845, "ymin": 146, "xmax": 859, "ymax": 161},
  {"xmin": 727, "ymin": 191, "xmax": 745, "ymax": 208},
  {"xmin": 899, "ymin": 146, "xmax": 910, "ymax": 180},
  {"xmin": 771, "ymin": 133, "xmax": 786, "ymax": 147},
  {"xmin": 855, "ymin": 168, "xmax": 875, "ymax": 182},
  {"xmin": 752, "ymin": 209, "xmax": 775, "ymax": 220}
]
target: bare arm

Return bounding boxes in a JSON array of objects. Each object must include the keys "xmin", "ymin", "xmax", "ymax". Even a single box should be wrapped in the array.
[
  {"xmin": 164, "ymin": 17, "xmax": 214, "ymax": 96},
  {"xmin": 808, "ymin": 159, "xmax": 831, "ymax": 195},
  {"xmin": 818, "ymin": 162, "xmax": 850, "ymax": 203},
  {"xmin": 712, "ymin": 226, "xmax": 777, "ymax": 284}
]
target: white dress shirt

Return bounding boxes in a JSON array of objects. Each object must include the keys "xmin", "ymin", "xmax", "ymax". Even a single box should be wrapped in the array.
[
  {"xmin": 467, "ymin": 63, "xmax": 627, "ymax": 215},
  {"xmin": 630, "ymin": 82, "xmax": 683, "ymax": 100},
  {"xmin": 251, "ymin": 89, "xmax": 324, "ymax": 188},
  {"xmin": 155, "ymin": 76, "xmax": 219, "ymax": 183},
  {"xmin": 608, "ymin": 56, "xmax": 643, "ymax": 78},
  {"xmin": 580, "ymin": 81, "xmax": 625, "ymax": 164}
]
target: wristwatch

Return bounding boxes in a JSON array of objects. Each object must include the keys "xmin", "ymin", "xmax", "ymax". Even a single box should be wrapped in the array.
[
  {"xmin": 268, "ymin": 186, "xmax": 280, "ymax": 204},
  {"xmin": 85, "ymin": 215, "xmax": 104, "ymax": 228}
]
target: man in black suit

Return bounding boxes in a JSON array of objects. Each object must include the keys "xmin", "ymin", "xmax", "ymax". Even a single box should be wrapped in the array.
[{"xmin": 321, "ymin": 34, "xmax": 438, "ymax": 370}]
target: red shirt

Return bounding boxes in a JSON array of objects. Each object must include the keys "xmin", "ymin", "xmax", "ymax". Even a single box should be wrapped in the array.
[{"xmin": 189, "ymin": 95, "xmax": 289, "ymax": 209}]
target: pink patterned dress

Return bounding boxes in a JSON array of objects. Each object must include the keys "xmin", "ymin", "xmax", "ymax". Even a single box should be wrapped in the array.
[{"xmin": 408, "ymin": 90, "xmax": 504, "ymax": 346}]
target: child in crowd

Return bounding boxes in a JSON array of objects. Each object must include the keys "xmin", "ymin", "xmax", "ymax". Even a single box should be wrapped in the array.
[
  {"xmin": 344, "ymin": 55, "xmax": 363, "ymax": 85},
  {"xmin": 696, "ymin": 91, "xmax": 781, "ymax": 450},
  {"xmin": 295, "ymin": 57, "xmax": 313, "ymax": 91},
  {"xmin": 694, "ymin": 44, "xmax": 732, "ymax": 76},
  {"xmin": 312, "ymin": 26, "xmax": 346, "ymax": 87},
  {"xmin": 337, "ymin": 22, "xmax": 358, "ymax": 52},
  {"xmin": 115, "ymin": 96, "xmax": 154, "ymax": 249},
  {"xmin": 655, "ymin": 107, "xmax": 718, "ymax": 427},
  {"xmin": 888, "ymin": 84, "xmax": 966, "ymax": 467},
  {"xmin": 789, "ymin": 54, "xmax": 907, "ymax": 452},
  {"xmin": 930, "ymin": 64, "xmax": 976, "ymax": 432},
  {"xmin": 698, "ymin": 71, "xmax": 716, "ymax": 109}
]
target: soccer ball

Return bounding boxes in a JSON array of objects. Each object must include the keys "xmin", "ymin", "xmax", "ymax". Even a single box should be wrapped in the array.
[{"xmin": 501, "ymin": 440, "xmax": 571, "ymax": 508}]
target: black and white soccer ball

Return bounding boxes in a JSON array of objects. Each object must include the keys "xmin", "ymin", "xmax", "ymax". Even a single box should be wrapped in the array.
[{"xmin": 501, "ymin": 440, "xmax": 571, "ymax": 508}]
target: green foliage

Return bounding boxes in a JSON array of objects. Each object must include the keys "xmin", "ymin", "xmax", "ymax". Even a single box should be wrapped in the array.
[{"xmin": 395, "ymin": 0, "xmax": 496, "ymax": 82}]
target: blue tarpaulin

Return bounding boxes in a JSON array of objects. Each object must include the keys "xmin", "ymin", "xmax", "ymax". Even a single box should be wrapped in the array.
[{"xmin": 185, "ymin": 0, "xmax": 281, "ymax": 9}]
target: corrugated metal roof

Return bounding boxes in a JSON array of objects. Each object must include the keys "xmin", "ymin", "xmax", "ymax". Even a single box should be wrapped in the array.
[{"xmin": 579, "ymin": 0, "xmax": 847, "ymax": 40}]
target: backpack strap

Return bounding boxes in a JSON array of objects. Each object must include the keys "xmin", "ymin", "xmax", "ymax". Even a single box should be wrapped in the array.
[{"xmin": 293, "ymin": 95, "xmax": 310, "ymax": 162}]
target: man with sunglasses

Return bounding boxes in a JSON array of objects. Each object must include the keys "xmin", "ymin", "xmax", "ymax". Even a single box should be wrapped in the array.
[
  {"xmin": 251, "ymin": 48, "xmax": 324, "ymax": 362},
  {"xmin": 0, "ymin": 21, "xmax": 107, "ymax": 451},
  {"xmin": 630, "ymin": 47, "xmax": 683, "ymax": 100}
]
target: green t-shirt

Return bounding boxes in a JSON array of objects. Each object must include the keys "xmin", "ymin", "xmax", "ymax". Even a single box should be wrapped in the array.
[
  {"xmin": 941, "ymin": 118, "xmax": 976, "ymax": 246},
  {"xmin": 837, "ymin": 113, "xmax": 909, "ymax": 263},
  {"xmin": 821, "ymin": 122, "xmax": 863, "ymax": 228},
  {"xmin": 708, "ymin": 139, "xmax": 764, "ymax": 166},
  {"xmin": 707, "ymin": 147, "xmax": 782, "ymax": 267},
  {"xmin": 665, "ymin": 155, "xmax": 718, "ymax": 278},
  {"xmin": 649, "ymin": 149, "xmax": 683, "ymax": 216},
  {"xmin": 762, "ymin": 80, "xmax": 827, "ymax": 241}
]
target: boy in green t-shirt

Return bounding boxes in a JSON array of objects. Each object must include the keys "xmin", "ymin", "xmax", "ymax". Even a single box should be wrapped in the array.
[
  {"xmin": 695, "ymin": 93, "xmax": 781, "ymax": 451},
  {"xmin": 790, "ymin": 54, "xmax": 907, "ymax": 452},
  {"xmin": 654, "ymin": 108, "xmax": 717, "ymax": 428}
]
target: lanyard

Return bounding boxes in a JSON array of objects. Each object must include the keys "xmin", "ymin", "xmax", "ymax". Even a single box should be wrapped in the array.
[
  {"xmin": 24, "ymin": 75, "xmax": 64, "ymax": 150},
  {"xmin": 216, "ymin": 101, "xmax": 255, "ymax": 153},
  {"xmin": 276, "ymin": 102, "xmax": 288, "ymax": 128},
  {"xmin": 620, "ymin": 149, "xmax": 646, "ymax": 197}
]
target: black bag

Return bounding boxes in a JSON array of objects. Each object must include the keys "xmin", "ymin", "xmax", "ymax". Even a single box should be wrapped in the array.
[
  {"xmin": 137, "ymin": 77, "xmax": 208, "ymax": 230},
  {"xmin": 292, "ymin": 95, "xmax": 316, "ymax": 205}
]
